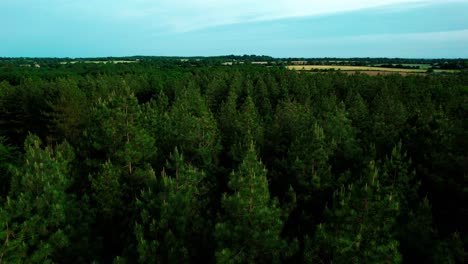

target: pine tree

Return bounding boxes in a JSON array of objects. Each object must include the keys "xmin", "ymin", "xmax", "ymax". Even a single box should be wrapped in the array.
[
  {"xmin": 86, "ymin": 81, "xmax": 157, "ymax": 203},
  {"xmin": 205, "ymin": 75, "xmax": 228, "ymax": 113},
  {"xmin": 135, "ymin": 149, "xmax": 208, "ymax": 263},
  {"xmin": 89, "ymin": 161, "xmax": 123, "ymax": 219},
  {"xmin": 46, "ymin": 77, "xmax": 88, "ymax": 144},
  {"xmin": 380, "ymin": 142, "xmax": 419, "ymax": 214},
  {"xmin": 0, "ymin": 78, "xmax": 49, "ymax": 145},
  {"xmin": 253, "ymin": 76, "xmax": 272, "ymax": 120},
  {"xmin": 230, "ymin": 95, "xmax": 264, "ymax": 164},
  {"xmin": 312, "ymin": 161, "xmax": 401, "ymax": 264},
  {"xmin": 346, "ymin": 92, "xmax": 369, "ymax": 135},
  {"xmin": 215, "ymin": 143, "xmax": 287, "ymax": 263},
  {"xmin": 87, "ymin": 81, "xmax": 156, "ymax": 177},
  {"xmin": 218, "ymin": 90, "xmax": 239, "ymax": 155},
  {"xmin": 288, "ymin": 122, "xmax": 335, "ymax": 252},
  {"xmin": 0, "ymin": 135, "xmax": 74, "ymax": 263},
  {"xmin": 160, "ymin": 83, "xmax": 220, "ymax": 171},
  {"xmin": 372, "ymin": 86, "xmax": 408, "ymax": 156},
  {"xmin": 433, "ymin": 232, "xmax": 466, "ymax": 264},
  {"xmin": 0, "ymin": 137, "xmax": 16, "ymax": 199},
  {"xmin": 86, "ymin": 81, "xmax": 156, "ymax": 260},
  {"xmin": 400, "ymin": 197, "xmax": 435, "ymax": 263}
]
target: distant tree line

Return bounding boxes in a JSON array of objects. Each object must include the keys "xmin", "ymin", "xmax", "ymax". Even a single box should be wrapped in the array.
[
  {"xmin": 377, "ymin": 64, "xmax": 420, "ymax": 69},
  {"xmin": 2, "ymin": 56, "xmax": 467, "ymax": 69}
]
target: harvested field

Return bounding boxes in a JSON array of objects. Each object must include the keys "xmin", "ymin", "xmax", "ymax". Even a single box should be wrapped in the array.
[
  {"xmin": 287, "ymin": 65, "xmax": 425, "ymax": 72},
  {"xmin": 344, "ymin": 71, "xmax": 427, "ymax": 76},
  {"xmin": 287, "ymin": 65, "xmax": 459, "ymax": 75},
  {"xmin": 304, "ymin": 71, "xmax": 426, "ymax": 76},
  {"xmin": 60, "ymin": 60, "xmax": 138, "ymax": 64}
]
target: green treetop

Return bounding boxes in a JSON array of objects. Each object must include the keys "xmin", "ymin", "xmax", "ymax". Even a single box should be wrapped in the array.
[
  {"xmin": 215, "ymin": 143, "xmax": 287, "ymax": 264},
  {"xmin": 0, "ymin": 135, "xmax": 74, "ymax": 263}
]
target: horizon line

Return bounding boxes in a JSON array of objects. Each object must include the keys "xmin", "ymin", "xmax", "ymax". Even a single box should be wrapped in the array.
[{"xmin": 1, "ymin": 55, "xmax": 468, "ymax": 60}]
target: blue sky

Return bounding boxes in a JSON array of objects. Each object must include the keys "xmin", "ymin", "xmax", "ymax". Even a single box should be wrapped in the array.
[{"xmin": 1, "ymin": 0, "xmax": 467, "ymax": 58}]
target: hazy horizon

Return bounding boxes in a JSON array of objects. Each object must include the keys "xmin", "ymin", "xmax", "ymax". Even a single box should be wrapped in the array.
[
  {"xmin": 2, "ymin": 0, "xmax": 468, "ymax": 58},
  {"xmin": 2, "ymin": 55, "xmax": 468, "ymax": 60}
]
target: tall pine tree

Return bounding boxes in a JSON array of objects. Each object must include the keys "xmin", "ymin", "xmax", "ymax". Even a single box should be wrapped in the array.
[
  {"xmin": 135, "ymin": 148, "xmax": 209, "ymax": 263},
  {"xmin": 215, "ymin": 143, "xmax": 287, "ymax": 263},
  {"xmin": 0, "ymin": 135, "xmax": 74, "ymax": 263},
  {"xmin": 310, "ymin": 161, "xmax": 401, "ymax": 263}
]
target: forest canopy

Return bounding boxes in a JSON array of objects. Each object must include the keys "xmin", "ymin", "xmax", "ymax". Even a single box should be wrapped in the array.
[{"xmin": 0, "ymin": 58, "xmax": 467, "ymax": 263}]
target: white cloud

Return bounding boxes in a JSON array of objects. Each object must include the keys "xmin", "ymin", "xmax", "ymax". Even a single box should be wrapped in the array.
[
  {"xmin": 52, "ymin": 0, "xmax": 460, "ymax": 32},
  {"xmin": 314, "ymin": 29, "xmax": 468, "ymax": 57},
  {"xmin": 354, "ymin": 29, "xmax": 468, "ymax": 42},
  {"xmin": 125, "ymin": 0, "xmax": 448, "ymax": 31},
  {"xmin": 295, "ymin": 29, "xmax": 468, "ymax": 44}
]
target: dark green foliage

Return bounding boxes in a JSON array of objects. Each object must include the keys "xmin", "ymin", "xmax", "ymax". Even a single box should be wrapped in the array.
[
  {"xmin": 0, "ymin": 60, "xmax": 466, "ymax": 263},
  {"xmin": 230, "ymin": 95, "xmax": 264, "ymax": 164},
  {"xmin": 0, "ymin": 135, "xmax": 74, "ymax": 263},
  {"xmin": 159, "ymin": 82, "xmax": 220, "ymax": 171},
  {"xmin": 46, "ymin": 78, "xmax": 89, "ymax": 144},
  {"xmin": 0, "ymin": 79, "xmax": 51, "ymax": 145},
  {"xmin": 215, "ymin": 143, "xmax": 289, "ymax": 263},
  {"xmin": 86, "ymin": 81, "xmax": 156, "ymax": 174},
  {"xmin": 0, "ymin": 137, "xmax": 17, "ymax": 198},
  {"xmin": 135, "ymin": 149, "xmax": 209, "ymax": 263},
  {"xmin": 312, "ymin": 162, "xmax": 401, "ymax": 264},
  {"xmin": 85, "ymin": 82, "xmax": 158, "ymax": 260}
]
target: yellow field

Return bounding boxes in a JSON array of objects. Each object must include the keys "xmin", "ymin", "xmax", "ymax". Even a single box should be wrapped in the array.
[
  {"xmin": 286, "ymin": 65, "xmax": 460, "ymax": 73},
  {"xmin": 287, "ymin": 65, "xmax": 425, "ymax": 73}
]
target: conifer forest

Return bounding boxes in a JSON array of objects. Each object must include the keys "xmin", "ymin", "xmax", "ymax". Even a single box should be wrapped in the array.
[{"xmin": 0, "ymin": 58, "xmax": 466, "ymax": 263}]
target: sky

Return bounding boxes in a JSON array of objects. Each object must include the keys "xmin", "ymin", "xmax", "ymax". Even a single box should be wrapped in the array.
[{"xmin": 1, "ymin": 0, "xmax": 467, "ymax": 58}]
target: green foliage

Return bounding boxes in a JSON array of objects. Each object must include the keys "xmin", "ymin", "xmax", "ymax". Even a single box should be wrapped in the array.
[
  {"xmin": 313, "ymin": 162, "xmax": 402, "ymax": 264},
  {"xmin": 230, "ymin": 95, "xmax": 264, "ymax": 163},
  {"xmin": 160, "ymin": 84, "xmax": 220, "ymax": 170},
  {"xmin": 0, "ymin": 61, "xmax": 466, "ymax": 263},
  {"xmin": 136, "ymin": 149, "xmax": 208, "ymax": 263},
  {"xmin": 86, "ymin": 81, "xmax": 156, "ymax": 175},
  {"xmin": 372, "ymin": 86, "xmax": 408, "ymax": 155},
  {"xmin": 0, "ymin": 78, "xmax": 50, "ymax": 145},
  {"xmin": 400, "ymin": 197, "xmax": 435, "ymax": 262},
  {"xmin": 380, "ymin": 143, "xmax": 419, "ymax": 212},
  {"xmin": 46, "ymin": 78, "xmax": 89, "ymax": 143},
  {"xmin": 253, "ymin": 76, "xmax": 273, "ymax": 119},
  {"xmin": 85, "ymin": 81, "xmax": 158, "ymax": 260},
  {"xmin": 346, "ymin": 92, "xmax": 370, "ymax": 134},
  {"xmin": 90, "ymin": 161, "xmax": 123, "ymax": 218},
  {"xmin": 0, "ymin": 137, "xmax": 16, "ymax": 198},
  {"xmin": 433, "ymin": 232, "xmax": 466, "ymax": 264},
  {"xmin": 0, "ymin": 135, "xmax": 74, "ymax": 263},
  {"xmin": 215, "ymin": 143, "xmax": 288, "ymax": 263},
  {"xmin": 290, "ymin": 122, "xmax": 332, "ymax": 189}
]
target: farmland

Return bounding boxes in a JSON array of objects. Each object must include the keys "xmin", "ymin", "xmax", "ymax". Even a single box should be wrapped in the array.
[
  {"xmin": 286, "ymin": 65, "xmax": 458, "ymax": 73},
  {"xmin": 59, "ymin": 60, "xmax": 139, "ymax": 64}
]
